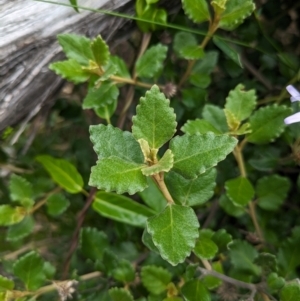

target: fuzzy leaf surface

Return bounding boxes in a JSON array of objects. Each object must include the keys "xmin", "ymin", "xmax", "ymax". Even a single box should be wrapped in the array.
[
  {"xmin": 256, "ymin": 175, "xmax": 291, "ymax": 211},
  {"xmin": 219, "ymin": 0, "xmax": 255, "ymax": 31},
  {"xmin": 135, "ymin": 44, "xmax": 168, "ymax": 78},
  {"xmin": 109, "ymin": 287, "xmax": 134, "ymax": 301},
  {"xmin": 46, "ymin": 193, "xmax": 70, "ymax": 217},
  {"xmin": 6, "ymin": 216, "xmax": 34, "ymax": 241},
  {"xmin": 141, "ymin": 265, "xmax": 172, "ymax": 295},
  {"xmin": 181, "ymin": 119, "xmax": 221, "ymax": 135},
  {"xmin": 147, "ymin": 204, "xmax": 199, "ymax": 265},
  {"xmin": 132, "ymin": 85, "xmax": 177, "ymax": 148},
  {"xmin": 36, "ymin": 155, "xmax": 83, "ymax": 193},
  {"xmin": 90, "ymin": 35, "xmax": 110, "ymax": 67},
  {"xmin": 110, "ymin": 56, "xmax": 131, "ymax": 79},
  {"xmin": 247, "ymin": 105, "xmax": 291, "ymax": 144},
  {"xmin": 170, "ymin": 133, "xmax": 237, "ymax": 179},
  {"xmin": 225, "ymin": 177, "xmax": 254, "ymax": 206},
  {"xmin": 0, "ymin": 205, "xmax": 25, "ymax": 226},
  {"xmin": 280, "ymin": 282, "xmax": 300, "ymax": 301},
  {"xmin": 111, "ymin": 259, "xmax": 135, "ymax": 283},
  {"xmin": 13, "ymin": 251, "xmax": 46, "ymax": 290},
  {"xmin": 93, "ymin": 191, "xmax": 155, "ymax": 227},
  {"xmin": 165, "ymin": 168, "xmax": 216, "ymax": 206},
  {"xmin": 182, "ymin": 0, "xmax": 211, "ymax": 23},
  {"xmin": 194, "ymin": 230, "xmax": 218, "ymax": 260},
  {"xmin": 9, "ymin": 174, "xmax": 33, "ymax": 208},
  {"xmin": 181, "ymin": 280, "xmax": 211, "ymax": 301},
  {"xmin": 202, "ymin": 104, "xmax": 228, "ymax": 133}
]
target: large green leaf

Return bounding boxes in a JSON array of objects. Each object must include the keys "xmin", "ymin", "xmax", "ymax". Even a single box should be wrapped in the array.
[
  {"xmin": 13, "ymin": 251, "xmax": 46, "ymax": 290},
  {"xmin": 6, "ymin": 216, "xmax": 34, "ymax": 241},
  {"xmin": 90, "ymin": 35, "xmax": 110, "ymax": 67},
  {"xmin": 0, "ymin": 205, "xmax": 26, "ymax": 226},
  {"xmin": 135, "ymin": 44, "xmax": 168, "ymax": 78},
  {"xmin": 93, "ymin": 191, "xmax": 155, "ymax": 227},
  {"xmin": 132, "ymin": 85, "xmax": 177, "ymax": 149},
  {"xmin": 219, "ymin": 0, "xmax": 255, "ymax": 31},
  {"xmin": 36, "ymin": 155, "xmax": 83, "ymax": 193},
  {"xmin": 181, "ymin": 280, "xmax": 211, "ymax": 301},
  {"xmin": 280, "ymin": 281, "xmax": 300, "ymax": 301},
  {"xmin": 256, "ymin": 175, "xmax": 291, "ymax": 211},
  {"xmin": 89, "ymin": 157, "xmax": 147, "ymax": 195},
  {"xmin": 170, "ymin": 133, "xmax": 237, "ymax": 179},
  {"xmin": 141, "ymin": 265, "xmax": 172, "ymax": 295},
  {"xmin": 225, "ymin": 176, "xmax": 255, "ymax": 206},
  {"xmin": 247, "ymin": 105, "xmax": 291, "ymax": 144},
  {"xmin": 194, "ymin": 230, "xmax": 218, "ymax": 260},
  {"xmin": 181, "ymin": 119, "xmax": 221, "ymax": 135},
  {"xmin": 57, "ymin": 34, "xmax": 94, "ymax": 65},
  {"xmin": 202, "ymin": 104, "xmax": 228, "ymax": 133},
  {"xmin": 182, "ymin": 0, "xmax": 211, "ymax": 23},
  {"xmin": 109, "ymin": 287, "xmax": 134, "ymax": 301},
  {"xmin": 165, "ymin": 169, "xmax": 216, "ymax": 206},
  {"xmin": 147, "ymin": 204, "xmax": 199, "ymax": 265},
  {"xmin": 9, "ymin": 174, "xmax": 33, "ymax": 208}
]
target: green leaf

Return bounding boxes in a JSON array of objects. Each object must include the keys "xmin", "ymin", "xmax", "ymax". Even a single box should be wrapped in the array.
[
  {"xmin": 225, "ymin": 176, "xmax": 254, "ymax": 206},
  {"xmin": 173, "ymin": 32, "xmax": 204, "ymax": 60},
  {"xmin": 229, "ymin": 240, "xmax": 260, "ymax": 275},
  {"xmin": 219, "ymin": 194, "xmax": 246, "ymax": 217},
  {"xmin": 141, "ymin": 265, "xmax": 171, "ymax": 295},
  {"xmin": 202, "ymin": 104, "xmax": 228, "ymax": 133},
  {"xmin": 212, "ymin": 229, "xmax": 232, "ymax": 252},
  {"xmin": 225, "ymin": 84, "xmax": 256, "ymax": 122},
  {"xmin": 247, "ymin": 105, "xmax": 291, "ymax": 144},
  {"xmin": 9, "ymin": 174, "xmax": 33, "ymax": 208},
  {"xmin": 36, "ymin": 155, "xmax": 83, "ymax": 193},
  {"xmin": 80, "ymin": 227, "xmax": 109, "ymax": 261},
  {"xmin": 165, "ymin": 168, "xmax": 216, "ymax": 206},
  {"xmin": 109, "ymin": 287, "xmax": 134, "ymax": 301},
  {"xmin": 82, "ymin": 82, "xmax": 119, "ymax": 110},
  {"xmin": 192, "ymin": 51, "xmax": 219, "ymax": 74},
  {"xmin": 203, "ymin": 261, "xmax": 223, "ymax": 289},
  {"xmin": 111, "ymin": 259, "xmax": 135, "ymax": 283},
  {"xmin": 280, "ymin": 281, "xmax": 300, "ymax": 301},
  {"xmin": 267, "ymin": 273, "xmax": 285, "ymax": 291},
  {"xmin": 170, "ymin": 133, "xmax": 237, "ymax": 179},
  {"xmin": 181, "ymin": 119, "xmax": 222, "ymax": 135},
  {"xmin": 182, "ymin": 0, "xmax": 211, "ymax": 23},
  {"xmin": 0, "ymin": 275, "xmax": 14, "ymax": 291},
  {"xmin": 89, "ymin": 156, "xmax": 147, "ymax": 195},
  {"xmin": 256, "ymin": 175, "xmax": 291, "ymax": 211},
  {"xmin": 93, "ymin": 191, "xmax": 155, "ymax": 227},
  {"xmin": 110, "ymin": 56, "xmax": 131, "ymax": 79},
  {"xmin": 13, "ymin": 251, "xmax": 46, "ymax": 290},
  {"xmin": 49, "ymin": 59, "xmax": 89, "ymax": 83},
  {"xmin": 254, "ymin": 253, "xmax": 278, "ymax": 274},
  {"xmin": 135, "ymin": 44, "xmax": 168, "ymax": 78},
  {"xmin": 142, "ymin": 229, "xmax": 159, "ymax": 253},
  {"xmin": 147, "ymin": 204, "xmax": 199, "ymax": 265},
  {"xmin": 213, "ymin": 36, "xmax": 242, "ymax": 67},
  {"xmin": 194, "ymin": 230, "xmax": 218, "ymax": 260},
  {"xmin": 219, "ymin": 0, "xmax": 255, "ymax": 31},
  {"xmin": 94, "ymin": 99, "xmax": 117, "ymax": 120},
  {"xmin": 97, "ymin": 61, "xmax": 117, "ymax": 81},
  {"xmin": 46, "ymin": 193, "xmax": 70, "ymax": 217},
  {"xmin": 181, "ymin": 280, "xmax": 211, "ymax": 301},
  {"xmin": 6, "ymin": 216, "xmax": 34, "ymax": 241},
  {"xmin": 0, "ymin": 205, "xmax": 25, "ymax": 226},
  {"xmin": 57, "ymin": 34, "xmax": 94, "ymax": 65},
  {"xmin": 132, "ymin": 85, "xmax": 177, "ymax": 149},
  {"xmin": 90, "ymin": 35, "xmax": 110, "ymax": 67},
  {"xmin": 69, "ymin": 0, "xmax": 78, "ymax": 12},
  {"xmin": 142, "ymin": 150, "xmax": 174, "ymax": 176}
]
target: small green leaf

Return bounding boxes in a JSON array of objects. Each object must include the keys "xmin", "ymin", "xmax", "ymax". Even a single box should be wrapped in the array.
[
  {"xmin": 147, "ymin": 204, "xmax": 199, "ymax": 265},
  {"xmin": 0, "ymin": 205, "xmax": 25, "ymax": 226},
  {"xmin": 109, "ymin": 287, "xmax": 134, "ymax": 301},
  {"xmin": 219, "ymin": 194, "xmax": 246, "ymax": 217},
  {"xmin": 6, "ymin": 216, "xmax": 34, "ymax": 241},
  {"xmin": 97, "ymin": 62, "xmax": 117, "ymax": 81},
  {"xmin": 111, "ymin": 259, "xmax": 135, "ymax": 283},
  {"xmin": 202, "ymin": 104, "xmax": 228, "ymax": 133},
  {"xmin": 225, "ymin": 176, "xmax": 254, "ymax": 206},
  {"xmin": 181, "ymin": 280, "xmax": 211, "ymax": 301},
  {"xmin": 141, "ymin": 265, "xmax": 171, "ymax": 295},
  {"xmin": 90, "ymin": 35, "xmax": 110, "ymax": 67},
  {"xmin": 82, "ymin": 82, "xmax": 119, "ymax": 110},
  {"xmin": 213, "ymin": 36, "xmax": 242, "ymax": 67},
  {"xmin": 203, "ymin": 261, "xmax": 223, "ymax": 289},
  {"xmin": 57, "ymin": 34, "xmax": 94, "ymax": 65},
  {"xmin": 256, "ymin": 175, "xmax": 291, "ymax": 211},
  {"xmin": 247, "ymin": 105, "xmax": 291, "ymax": 144},
  {"xmin": 13, "ymin": 251, "xmax": 46, "ymax": 290},
  {"xmin": 194, "ymin": 230, "xmax": 218, "ymax": 260},
  {"xmin": 94, "ymin": 99, "xmax": 117, "ymax": 120},
  {"xmin": 219, "ymin": 0, "xmax": 255, "ymax": 31},
  {"xmin": 142, "ymin": 149, "xmax": 174, "ymax": 176},
  {"xmin": 132, "ymin": 85, "xmax": 177, "ymax": 149},
  {"xmin": 69, "ymin": 0, "xmax": 78, "ymax": 12},
  {"xmin": 135, "ymin": 44, "xmax": 168, "ymax": 78},
  {"xmin": 267, "ymin": 273, "xmax": 285, "ymax": 291},
  {"xmin": 93, "ymin": 191, "xmax": 155, "ymax": 227},
  {"xmin": 49, "ymin": 59, "xmax": 89, "ymax": 83},
  {"xmin": 280, "ymin": 281, "xmax": 300, "ymax": 301},
  {"xmin": 225, "ymin": 84, "xmax": 256, "ymax": 122},
  {"xmin": 181, "ymin": 119, "xmax": 222, "ymax": 135},
  {"xmin": 110, "ymin": 56, "xmax": 131, "ymax": 79},
  {"xmin": 182, "ymin": 0, "xmax": 211, "ymax": 23},
  {"xmin": 212, "ymin": 229, "xmax": 232, "ymax": 252},
  {"xmin": 36, "ymin": 155, "xmax": 83, "ymax": 193},
  {"xmin": 192, "ymin": 51, "xmax": 219, "ymax": 74},
  {"xmin": 254, "ymin": 253, "xmax": 278, "ymax": 274},
  {"xmin": 46, "ymin": 193, "xmax": 70, "ymax": 217},
  {"xmin": 9, "ymin": 174, "xmax": 33, "ymax": 208},
  {"xmin": 170, "ymin": 133, "xmax": 237, "ymax": 179},
  {"xmin": 80, "ymin": 227, "xmax": 109, "ymax": 261},
  {"xmin": 165, "ymin": 169, "xmax": 216, "ymax": 206},
  {"xmin": 0, "ymin": 275, "xmax": 14, "ymax": 291}
]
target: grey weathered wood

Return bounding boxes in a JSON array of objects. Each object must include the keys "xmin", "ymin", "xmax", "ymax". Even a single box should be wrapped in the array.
[{"xmin": 0, "ymin": 0, "xmax": 133, "ymax": 131}]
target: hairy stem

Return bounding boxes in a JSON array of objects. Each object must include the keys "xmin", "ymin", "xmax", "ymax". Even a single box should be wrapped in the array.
[{"xmin": 152, "ymin": 172, "xmax": 174, "ymax": 204}]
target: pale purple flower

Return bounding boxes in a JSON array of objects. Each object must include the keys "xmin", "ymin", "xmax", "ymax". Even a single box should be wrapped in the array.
[{"xmin": 284, "ymin": 85, "xmax": 300, "ymax": 125}]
